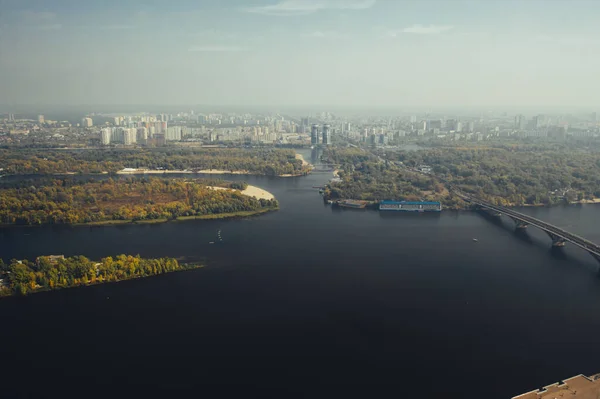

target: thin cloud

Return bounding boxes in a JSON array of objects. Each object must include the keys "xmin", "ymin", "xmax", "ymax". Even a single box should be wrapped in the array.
[
  {"xmin": 401, "ymin": 24, "xmax": 454, "ymax": 35},
  {"xmin": 37, "ymin": 24, "xmax": 62, "ymax": 31},
  {"xmin": 188, "ymin": 46, "xmax": 249, "ymax": 52},
  {"xmin": 241, "ymin": 0, "xmax": 375, "ymax": 16},
  {"xmin": 22, "ymin": 11, "xmax": 57, "ymax": 22},
  {"xmin": 100, "ymin": 25, "xmax": 136, "ymax": 30},
  {"xmin": 302, "ymin": 30, "xmax": 348, "ymax": 39}
]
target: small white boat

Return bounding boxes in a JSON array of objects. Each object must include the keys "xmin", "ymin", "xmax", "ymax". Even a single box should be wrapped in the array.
[
  {"xmin": 209, "ymin": 241, "xmax": 215, "ymax": 244},
  {"xmin": 472, "ymin": 238, "xmax": 478, "ymax": 242}
]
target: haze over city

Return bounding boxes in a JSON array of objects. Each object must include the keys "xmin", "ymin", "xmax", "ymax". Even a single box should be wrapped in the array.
[{"xmin": 1, "ymin": 0, "xmax": 600, "ymax": 109}]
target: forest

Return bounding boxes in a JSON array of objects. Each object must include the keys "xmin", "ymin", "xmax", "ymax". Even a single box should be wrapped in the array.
[
  {"xmin": 395, "ymin": 146, "xmax": 600, "ymax": 206},
  {"xmin": 0, "ymin": 177, "xmax": 278, "ymax": 225},
  {"xmin": 323, "ymin": 148, "xmax": 465, "ymax": 209},
  {"xmin": 0, "ymin": 255, "xmax": 192, "ymax": 296},
  {"xmin": 323, "ymin": 146, "xmax": 600, "ymax": 208},
  {"xmin": 0, "ymin": 147, "xmax": 309, "ymax": 176}
]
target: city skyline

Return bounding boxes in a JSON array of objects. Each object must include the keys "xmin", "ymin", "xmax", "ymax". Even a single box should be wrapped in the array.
[{"xmin": 2, "ymin": 0, "xmax": 600, "ymax": 108}]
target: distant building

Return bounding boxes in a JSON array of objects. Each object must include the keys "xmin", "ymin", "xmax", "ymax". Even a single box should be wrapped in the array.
[
  {"xmin": 123, "ymin": 128, "xmax": 137, "ymax": 145},
  {"xmin": 515, "ymin": 114, "xmax": 526, "ymax": 130},
  {"xmin": 166, "ymin": 126, "xmax": 182, "ymax": 141},
  {"xmin": 429, "ymin": 120, "xmax": 442, "ymax": 130},
  {"xmin": 38, "ymin": 115, "xmax": 45, "ymax": 124},
  {"xmin": 137, "ymin": 127, "xmax": 148, "ymax": 143},
  {"xmin": 311, "ymin": 124, "xmax": 320, "ymax": 145},
  {"xmin": 101, "ymin": 128, "xmax": 112, "ymax": 145},
  {"xmin": 82, "ymin": 117, "xmax": 93, "ymax": 128},
  {"xmin": 322, "ymin": 124, "xmax": 331, "ymax": 145},
  {"xmin": 8, "ymin": 113, "xmax": 15, "ymax": 122},
  {"xmin": 9, "ymin": 129, "xmax": 29, "ymax": 135}
]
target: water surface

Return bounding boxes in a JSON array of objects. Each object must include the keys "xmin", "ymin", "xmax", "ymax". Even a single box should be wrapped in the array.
[{"xmin": 1, "ymin": 149, "xmax": 599, "ymax": 398}]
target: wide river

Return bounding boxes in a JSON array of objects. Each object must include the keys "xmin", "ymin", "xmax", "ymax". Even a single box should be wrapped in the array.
[{"xmin": 1, "ymin": 149, "xmax": 600, "ymax": 398}]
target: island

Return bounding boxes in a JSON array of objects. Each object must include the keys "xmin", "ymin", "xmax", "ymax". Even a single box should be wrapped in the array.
[
  {"xmin": 0, "ymin": 177, "xmax": 278, "ymax": 225},
  {"xmin": 0, "ymin": 254, "xmax": 198, "ymax": 297},
  {"xmin": 0, "ymin": 147, "xmax": 311, "ymax": 177}
]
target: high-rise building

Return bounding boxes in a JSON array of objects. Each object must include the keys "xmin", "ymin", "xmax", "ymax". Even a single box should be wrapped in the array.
[
  {"xmin": 311, "ymin": 124, "xmax": 320, "ymax": 145},
  {"xmin": 8, "ymin": 113, "xmax": 15, "ymax": 122},
  {"xmin": 137, "ymin": 127, "xmax": 148, "ymax": 143},
  {"xmin": 101, "ymin": 128, "xmax": 112, "ymax": 145},
  {"xmin": 124, "ymin": 128, "xmax": 137, "ymax": 145},
  {"xmin": 515, "ymin": 114, "xmax": 526, "ymax": 130},
  {"xmin": 468, "ymin": 121, "xmax": 475, "ymax": 133},
  {"xmin": 429, "ymin": 120, "xmax": 442, "ymax": 130},
  {"xmin": 166, "ymin": 126, "xmax": 182, "ymax": 141},
  {"xmin": 38, "ymin": 115, "xmax": 45, "ymax": 124},
  {"xmin": 531, "ymin": 115, "xmax": 543, "ymax": 129},
  {"xmin": 322, "ymin": 124, "xmax": 331, "ymax": 145},
  {"xmin": 410, "ymin": 115, "xmax": 417, "ymax": 123},
  {"xmin": 82, "ymin": 117, "xmax": 93, "ymax": 128}
]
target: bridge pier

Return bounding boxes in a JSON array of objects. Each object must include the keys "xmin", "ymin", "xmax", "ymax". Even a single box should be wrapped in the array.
[
  {"xmin": 478, "ymin": 207, "xmax": 502, "ymax": 217},
  {"xmin": 509, "ymin": 216, "xmax": 529, "ymax": 229},
  {"xmin": 546, "ymin": 232, "xmax": 566, "ymax": 247}
]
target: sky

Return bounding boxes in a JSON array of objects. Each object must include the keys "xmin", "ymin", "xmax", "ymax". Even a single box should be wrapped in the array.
[{"xmin": 1, "ymin": 0, "xmax": 600, "ymax": 109}]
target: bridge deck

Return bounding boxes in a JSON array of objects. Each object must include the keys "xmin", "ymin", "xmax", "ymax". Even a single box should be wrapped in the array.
[{"xmin": 456, "ymin": 191, "xmax": 600, "ymax": 258}]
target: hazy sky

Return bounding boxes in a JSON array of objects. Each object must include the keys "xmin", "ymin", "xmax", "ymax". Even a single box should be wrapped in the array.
[{"xmin": 1, "ymin": 0, "xmax": 600, "ymax": 108}]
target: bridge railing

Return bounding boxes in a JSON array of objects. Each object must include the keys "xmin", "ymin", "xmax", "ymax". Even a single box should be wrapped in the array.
[{"xmin": 461, "ymin": 193, "xmax": 600, "ymax": 253}]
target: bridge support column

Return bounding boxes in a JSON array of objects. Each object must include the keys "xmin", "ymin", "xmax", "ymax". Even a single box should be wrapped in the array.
[
  {"xmin": 478, "ymin": 207, "xmax": 502, "ymax": 217},
  {"xmin": 509, "ymin": 216, "xmax": 529, "ymax": 229},
  {"xmin": 546, "ymin": 232, "xmax": 566, "ymax": 247}
]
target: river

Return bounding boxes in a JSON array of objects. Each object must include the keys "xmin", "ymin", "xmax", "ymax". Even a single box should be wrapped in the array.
[{"xmin": 1, "ymin": 148, "xmax": 599, "ymax": 398}]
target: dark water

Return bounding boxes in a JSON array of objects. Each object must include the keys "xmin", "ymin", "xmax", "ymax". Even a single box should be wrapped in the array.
[{"xmin": 1, "ymin": 150, "xmax": 600, "ymax": 398}]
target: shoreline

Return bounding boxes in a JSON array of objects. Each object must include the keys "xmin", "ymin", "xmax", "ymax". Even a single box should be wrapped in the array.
[
  {"xmin": 208, "ymin": 184, "xmax": 275, "ymax": 200},
  {"xmin": 4, "ymin": 168, "xmax": 310, "ymax": 178},
  {"xmin": 116, "ymin": 168, "xmax": 251, "ymax": 175},
  {"xmin": 0, "ymin": 264, "xmax": 204, "ymax": 299},
  {"xmin": 0, "ymin": 207, "xmax": 279, "ymax": 228}
]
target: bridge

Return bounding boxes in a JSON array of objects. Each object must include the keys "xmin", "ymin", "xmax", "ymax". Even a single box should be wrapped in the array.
[{"xmin": 451, "ymin": 188, "xmax": 600, "ymax": 263}]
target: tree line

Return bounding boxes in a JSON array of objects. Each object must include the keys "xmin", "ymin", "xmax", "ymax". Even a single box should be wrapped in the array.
[
  {"xmin": 323, "ymin": 145, "xmax": 600, "ymax": 208},
  {"xmin": 0, "ymin": 177, "xmax": 278, "ymax": 225},
  {"xmin": 0, "ymin": 255, "xmax": 189, "ymax": 296},
  {"xmin": 0, "ymin": 148, "xmax": 309, "ymax": 176},
  {"xmin": 322, "ymin": 148, "xmax": 465, "ymax": 209},
  {"xmin": 395, "ymin": 146, "xmax": 600, "ymax": 206}
]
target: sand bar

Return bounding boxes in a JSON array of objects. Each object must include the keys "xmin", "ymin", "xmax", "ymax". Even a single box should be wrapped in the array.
[{"xmin": 207, "ymin": 185, "xmax": 274, "ymax": 200}]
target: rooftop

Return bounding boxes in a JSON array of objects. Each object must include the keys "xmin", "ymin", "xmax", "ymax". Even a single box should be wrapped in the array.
[{"xmin": 513, "ymin": 373, "xmax": 600, "ymax": 399}]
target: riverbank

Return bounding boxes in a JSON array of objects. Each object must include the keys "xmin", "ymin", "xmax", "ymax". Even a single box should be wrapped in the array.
[
  {"xmin": 0, "ymin": 264, "xmax": 203, "ymax": 298},
  {"xmin": 208, "ymin": 184, "xmax": 275, "ymax": 200},
  {"xmin": 72, "ymin": 207, "xmax": 278, "ymax": 227},
  {"xmin": 0, "ymin": 256, "xmax": 203, "ymax": 298},
  {"xmin": 116, "ymin": 168, "xmax": 251, "ymax": 175}
]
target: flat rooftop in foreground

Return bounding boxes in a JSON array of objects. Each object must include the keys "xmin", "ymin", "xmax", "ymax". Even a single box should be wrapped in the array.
[{"xmin": 513, "ymin": 373, "xmax": 600, "ymax": 399}]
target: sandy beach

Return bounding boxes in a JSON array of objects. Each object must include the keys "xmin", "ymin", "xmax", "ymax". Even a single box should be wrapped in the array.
[
  {"xmin": 295, "ymin": 153, "xmax": 310, "ymax": 167},
  {"xmin": 207, "ymin": 185, "xmax": 275, "ymax": 200},
  {"xmin": 116, "ymin": 168, "xmax": 250, "ymax": 175}
]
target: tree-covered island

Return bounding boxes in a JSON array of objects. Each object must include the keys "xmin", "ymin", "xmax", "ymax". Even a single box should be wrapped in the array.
[
  {"xmin": 0, "ymin": 177, "xmax": 278, "ymax": 225},
  {"xmin": 0, "ymin": 254, "xmax": 197, "ymax": 297}
]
